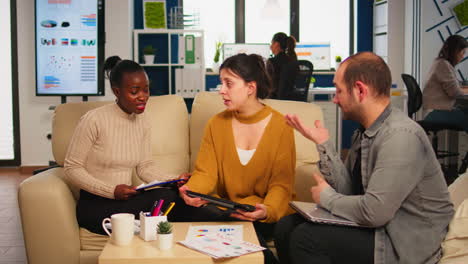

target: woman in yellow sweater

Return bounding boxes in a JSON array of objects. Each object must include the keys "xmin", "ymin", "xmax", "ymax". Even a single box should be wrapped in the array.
[{"xmin": 179, "ymin": 53, "xmax": 296, "ymax": 263}]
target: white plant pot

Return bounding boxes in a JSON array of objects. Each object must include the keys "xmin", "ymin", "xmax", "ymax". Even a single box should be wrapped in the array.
[
  {"xmin": 158, "ymin": 233, "xmax": 173, "ymax": 250},
  {"xmin": 144, "ymin": 55, "xmax": 155, "ymax": 64},
  {"xmin": 335, "ymin": 62, "xmax": 341, "ymax": 71},
  {"xmin": 212, "ymin": 62, "xmax": 220, "ymax": 74}
]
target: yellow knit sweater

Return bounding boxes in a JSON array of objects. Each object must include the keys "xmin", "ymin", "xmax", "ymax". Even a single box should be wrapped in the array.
[{"xmin": 186, "ymin": 105, "xmax": 296, "ymax": 223}]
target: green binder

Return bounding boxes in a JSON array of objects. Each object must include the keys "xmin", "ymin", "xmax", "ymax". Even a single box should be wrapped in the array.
[{"xmin": 185, "ymin": 35, "xmax": 195, "ymax": 64}]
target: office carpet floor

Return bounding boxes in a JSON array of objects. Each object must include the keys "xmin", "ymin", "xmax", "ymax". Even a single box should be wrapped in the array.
[{"xmin": 0, "ymin": 169, "xmax": 30, "ymax": 264}]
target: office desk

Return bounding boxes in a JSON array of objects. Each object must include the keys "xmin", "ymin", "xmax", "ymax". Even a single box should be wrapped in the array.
[
  {"xmin": 308, "ymin": 87, "xmax": 341, "ymax": 154},
  {"xmin": 98, "ymin": 221, "xmax": 263, "ymax": 264},
  {"xmin": 455, "ymin": 94, "xmax": 468, "ymax": 110}
]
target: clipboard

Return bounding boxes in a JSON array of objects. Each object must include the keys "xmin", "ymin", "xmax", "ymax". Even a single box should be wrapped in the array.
[{"xmin": 136, "ymin": 179, "xmax": 183, "ymax": 191}]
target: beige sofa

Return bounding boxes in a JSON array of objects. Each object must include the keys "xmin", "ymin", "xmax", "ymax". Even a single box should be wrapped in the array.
[{"xmin": 18, "ymin": 92, "xmax": 324, "ymax": 264}]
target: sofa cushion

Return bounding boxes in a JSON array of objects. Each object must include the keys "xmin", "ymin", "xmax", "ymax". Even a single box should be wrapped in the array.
[
  {"xmin": 79, "ymin": 228, "xmax": 108, "ymax": 251},
  {"xmin": 263, "ymin": 98, "xmax": 323, "ymax": 166},
  {"xmin": 189, "ymin": 92, "xmax": 323, "ymax": 170},
  {"xmin": 144, "ymin": 95, "xmax": 190, "ymax": 175},
  {"xmin": 448, "ymin": 173, "xmax": 468, "ymax": 210},
  {"xmin": 440, "ymin": 198, "xmax": 468, "ymax": 263},
  {"xmin": 53, "ymin": 101, "xmax": 110, "ymax": 166}
]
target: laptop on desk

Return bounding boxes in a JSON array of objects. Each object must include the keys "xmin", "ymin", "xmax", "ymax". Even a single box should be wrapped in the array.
[{"xmin": 289, "ymin": 201, "xmax": 372, "ymax": 228}]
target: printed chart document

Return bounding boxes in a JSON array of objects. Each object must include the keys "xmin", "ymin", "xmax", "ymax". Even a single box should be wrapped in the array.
[
  {"xmin": 185, "ymin": 225, "xmax": 243, "ymax": 241},
  {"xmin": 179, "ymin": 225, "xmax": 264, "ymax": 259},
  {"xmin": 290, "ymin": 201, "xmax": 371, "ymax": 228}
]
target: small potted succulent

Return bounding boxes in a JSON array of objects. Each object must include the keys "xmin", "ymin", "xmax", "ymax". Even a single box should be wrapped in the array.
[
  {"xmin": 157, "ymin": 221, "xmax": 173, "ymax": 250},
  {"xmin": 143, "ymin": 45, "xmax": 156, "ymax": 64},
  {"xmin": 335, "ymin": 56, "xmax": 342, "ymax": 71},
  {"xmin": 212, "ymin": 41, "xmax": 222, "ymax": 73}
]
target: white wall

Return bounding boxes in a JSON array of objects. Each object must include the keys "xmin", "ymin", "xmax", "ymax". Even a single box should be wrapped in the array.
[{"xmin": 17, "ymin": 0, "xmax": 134, "ymax": 166}]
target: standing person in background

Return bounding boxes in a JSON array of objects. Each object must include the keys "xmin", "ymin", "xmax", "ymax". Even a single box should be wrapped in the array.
[
  {"xmin": 267, "ymin": 32, "xmax": 298, "ymax": 99},
  {"xmin": 179, "ymin": 53, "xmax": 296, "ymax": 264},
  {"xmin": 64, "ymin": 56, "xmax": 188, "ymax": 236},
  {"xmin": 423, "ymin": 34, "xmax": 468, "ymax": 130}
]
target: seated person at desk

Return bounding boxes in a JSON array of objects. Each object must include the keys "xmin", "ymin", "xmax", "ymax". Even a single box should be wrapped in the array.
[
  {"xmin": 275, "ymin": 52, "xmax": 454, "ymax": 264},
  {"xmin": 64, "ymin": 56, "xmax": 188, "ymax": 235},
  {"xmin": 423, "ymin": 34, "xmax": 468, "ymax": 130},
  {"xmin": 267, "ymin": 32, "xmax": 298, "ymax": 99},
  {"xmin": 179, "ymin": 53, "xmax": 296, "ymax": 263}
]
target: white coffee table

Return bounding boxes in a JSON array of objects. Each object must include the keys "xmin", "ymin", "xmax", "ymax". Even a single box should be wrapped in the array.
[{"xmin": 98, "ymin": 221, "xmax": 264, "ymax": 264}]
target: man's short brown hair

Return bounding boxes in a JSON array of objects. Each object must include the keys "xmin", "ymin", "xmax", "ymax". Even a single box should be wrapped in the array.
[{"xmin": 342, "ymin": 52, "xmax": 392, "ymax": 98}]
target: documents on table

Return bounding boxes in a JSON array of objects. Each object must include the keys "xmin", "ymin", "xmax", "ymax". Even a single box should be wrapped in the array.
[
  {"xmin": 185, "ymin": 225, "xmax": 243, "ymax": 241},
  {"xmin": 178, "ymin": 225, "xmax": 264, "ymax": 259}
]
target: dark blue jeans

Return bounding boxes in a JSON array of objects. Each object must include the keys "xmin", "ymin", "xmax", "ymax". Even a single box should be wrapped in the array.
[{"xmin": 274, "ymin": 214, "xmax": 374, "ymax": 264}]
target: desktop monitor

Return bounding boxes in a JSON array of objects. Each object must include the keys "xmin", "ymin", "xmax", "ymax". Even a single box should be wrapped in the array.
[
  {"xmin": 222, "ymin": 43, "xmax": 271, "ymax": 61},
  {"xmin": 296, "ymin": 43, "xmax": 331, "ymax": 71},
  {"xmin": 35, "ymin": 0, "xmax": 105, "ymax": 96}
]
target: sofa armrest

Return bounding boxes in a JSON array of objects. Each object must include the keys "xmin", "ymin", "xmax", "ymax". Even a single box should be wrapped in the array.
[{"xmin": 18, "ymin": 167, "xmax": 81, "ymax": 264}]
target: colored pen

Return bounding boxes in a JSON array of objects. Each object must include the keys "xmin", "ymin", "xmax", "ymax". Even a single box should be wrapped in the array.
[
  {"xmin": 163, "ymin": 202, "xmax": 176, "ymax": 216},
  {"xmin": 152, "ymin": 199, "xmax": 164, "ymax": 216},
  {"xmin": 149, "ymin": 200, "xmax": 159, "ymax": 215}
]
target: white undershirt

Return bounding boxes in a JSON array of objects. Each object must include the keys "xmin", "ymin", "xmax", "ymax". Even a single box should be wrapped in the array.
[{"xmin": 236, "ymin": 147, "xmax": 256, "ymax": 165}]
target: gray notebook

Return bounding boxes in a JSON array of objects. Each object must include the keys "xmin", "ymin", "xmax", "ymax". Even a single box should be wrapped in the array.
[{"xmin": 289, "ymin": 201, "xmax": 371, "ymax": 228}]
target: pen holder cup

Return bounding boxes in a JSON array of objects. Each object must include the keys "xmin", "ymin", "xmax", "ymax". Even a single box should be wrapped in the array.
[{"xmin": 139, "ymin": 212, "xmax": 167, "ymax": 241}]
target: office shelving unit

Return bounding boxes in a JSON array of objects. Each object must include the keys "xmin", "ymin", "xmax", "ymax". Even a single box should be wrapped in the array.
[{"xmin": 133, "ymin": 29, "xmax": 205, "ymax": 97}]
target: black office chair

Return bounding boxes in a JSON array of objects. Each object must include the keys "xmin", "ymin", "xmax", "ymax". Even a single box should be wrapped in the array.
[
  {"xmin": 278, "ymin": 60, "xmax": 313, "ymax": 102},
  {"xmin": 401, "ymin": 73, "xmax": 466, "ymax": 177},
  {"xmin": 402, "ymin": 74, "xmax": 423, "ymax": 119}
]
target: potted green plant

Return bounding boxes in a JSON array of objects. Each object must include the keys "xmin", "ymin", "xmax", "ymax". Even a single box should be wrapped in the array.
[
  {"xmin": 212, "ymin": 42, "xmax": 222, "ymax": 73},
  {"xmin": 310, "ymin": 76, "xmax": 316, "ymax": 88},
  {"xmin": 143, "ymin": 45, "xmax": 156, "ymax": 64},
  {"xmin": 335, "ymin": 56, "xmax": 342, "ymax": 70},
  {"xmin": 157, "ymin": 221, "xmax": 173, "ymax": 250}
]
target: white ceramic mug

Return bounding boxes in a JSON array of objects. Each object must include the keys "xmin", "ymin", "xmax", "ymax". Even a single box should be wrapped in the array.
[{"xmin": 101, "ymin": 213, "xmax": 134, "ymax": 246}]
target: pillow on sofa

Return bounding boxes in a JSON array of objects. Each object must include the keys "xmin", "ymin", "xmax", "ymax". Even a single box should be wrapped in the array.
[
  {"xmin": 448, "ymin": 173, "xmax": 468, "ymax": 210},
  {"xmin": 439, "ymin": 198, "xmax": 468, "ymax": 263}
]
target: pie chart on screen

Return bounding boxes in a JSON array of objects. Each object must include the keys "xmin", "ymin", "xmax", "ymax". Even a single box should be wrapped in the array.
[{"xmin": 41, "ymin": 20, "xmax": 57, "ymax": 28}]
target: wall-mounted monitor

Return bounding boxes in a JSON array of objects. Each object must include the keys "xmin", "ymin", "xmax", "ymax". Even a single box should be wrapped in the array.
[
  {"xmin": 35, "ymin": 0, "xmax": 105, "ymax": 96},
  {"xmin": 296, "ymin": 43, "xmax": 331, "ymax": 71},
  {"xmin": 223, "ymin": 43, "xmax": 271, "ymax": 61}
]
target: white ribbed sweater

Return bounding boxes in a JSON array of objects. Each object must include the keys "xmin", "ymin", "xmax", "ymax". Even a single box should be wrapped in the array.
[{"xmin": 64, "ymin": 103, "xmax": 173, "ymax": 199}]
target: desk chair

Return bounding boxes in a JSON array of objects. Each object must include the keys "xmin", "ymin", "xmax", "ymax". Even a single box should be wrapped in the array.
[
  {"xmin": 401, "ymin": 74, "xmax": 466, "ymax": 178},
  {"xmin": 278, "ymin": 60, "xmax": 313, "ymax": 102}
]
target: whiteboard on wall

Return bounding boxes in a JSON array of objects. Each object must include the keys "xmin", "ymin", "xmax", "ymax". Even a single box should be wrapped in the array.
[{"xmin": 296, "ymin": 43, "xmax": 331, "ymax": 70}]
